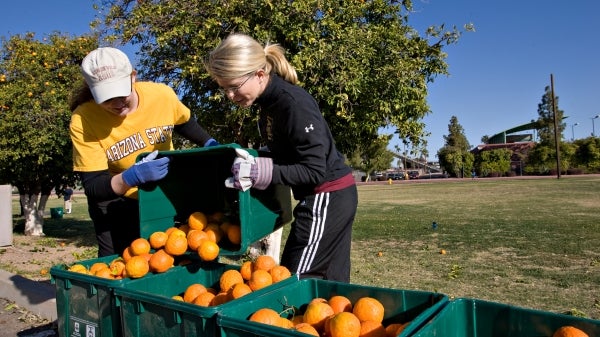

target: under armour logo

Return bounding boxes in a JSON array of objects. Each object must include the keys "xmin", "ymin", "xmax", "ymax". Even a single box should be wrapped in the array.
[{"xmin": 305, "ymin": 124, "xmax": 314, "ymax": 133}]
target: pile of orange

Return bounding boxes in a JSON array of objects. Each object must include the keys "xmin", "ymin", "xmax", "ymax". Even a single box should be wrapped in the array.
[
  {"xmin": 174, "ymin": 255, "xmax": 292, "ymax": 307},
  {"xmin": 66, "ymin": 258, "xmax": 128, "ymax": 280},
  {"xmin": 247, "ymin": 295, "xmax": 410, "ymax": 337},
  {"xmin": 553, "ymin": 326, "xmax": 589, "ymax": 337}
]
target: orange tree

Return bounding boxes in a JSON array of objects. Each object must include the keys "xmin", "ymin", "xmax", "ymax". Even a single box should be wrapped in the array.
[
  {"xmin": 96, "ymin": 0, "xmax": 472, "ymax": 154},
  {"xmin": 0, "ymin": 32, "xmax": 97, "ymax": 235}
]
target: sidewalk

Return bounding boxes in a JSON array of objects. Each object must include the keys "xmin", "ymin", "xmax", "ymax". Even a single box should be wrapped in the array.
[{"xmin": 0, "ymin": 269, "xmax": 56, "ymax": 320}]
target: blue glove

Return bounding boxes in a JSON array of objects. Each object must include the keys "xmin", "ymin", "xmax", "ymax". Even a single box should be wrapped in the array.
[
  {"xmin": 122, "ymin": 150, "xmax": 170, "ymax": 187},
  {"xmin": 204, "ymin": 138, "xmax": 220, "ymax": 147},
  {"xmin": 225, "ymin": 149, "xmax": 273, "ymax": 191}
]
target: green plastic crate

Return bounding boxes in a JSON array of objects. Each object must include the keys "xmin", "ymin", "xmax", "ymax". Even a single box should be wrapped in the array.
[
  {"xmin": 50, "ymin": 255, "xmax": 209, "ymax": 337},
  {"xmin": 114, "ymin": 261, "xmax": 299, "ymax": 337},
  {"xmin": 411, "ymin": 298, "xmax": 600, "ymax": 337},
  {"xmin": 138, "ymin": 144, "xmax": 292, "ymax": 256},
  {"xmin": 51, "ymin": 255, "xmax": 129, "ymax": 337},
  {"xmin": 217, "ymin": 278, "xmax": 448, "ymax": 337}
]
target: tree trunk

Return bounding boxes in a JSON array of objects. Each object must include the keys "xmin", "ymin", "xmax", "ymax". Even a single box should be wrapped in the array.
[{"xmin": 19, "ymin": 187, "xmax": 45, "ymax": 236}]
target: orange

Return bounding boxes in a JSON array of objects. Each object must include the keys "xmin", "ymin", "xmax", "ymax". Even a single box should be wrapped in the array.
[
  {"xmin": 164, "ymin": 234, "xmax": 189, "ymax": 256},
  {"xmin": 310, "ymin": 297, "xmax": 328, "ymax": 305},
  {"xmin": 269, "ymin": 265, "xmax": 291, "ymax": 283},
  {"xmin": 109, "ymin": 258, "xmax": 126, "ymax": 277},
  {"xmin": 220, "ymin": 221, "xmax": 232, "ymax": 235},
  {"xmin": 219, "ymin": 269, "xmax": 244, "ymax": 292},
  {"xmin": 89, "ymin": 262, "xmax": 109, "ymax": 275},
  {"xmin": 210, "ymin": 292, "xmax": 230, "ymax": 306},
  {"xmin": 359, "ymin": 320, "xmax": 386, "ymax": 337},
  {"xmin": 247, "ymin": 269, "xmax": 273, "ymax": 291},
  {"xmin": 553, "ymin": 326, "xmax": 589, "ymax": 337},
  {"xmin": 94, "ymin": 267, "xmax": 114, "ymax": 279},
  {"xmin": 125, "ymin": 255, "xmax": 149, "ymax": 279},
  {"xmin": 122, "ymin": 246, "xmax": 134, "ymax": 263},
  {"xmin": 204, "ymin": 223, "xmax": 223, "ymax": 243},
  {"xmin": 187, "ymin": 229, "xmax": 208, "ymax": 251},
  {"xmin": 208, "ymin": 211, "xmax": 225, "ymax": 224},
  {"xmin": 198, "ymin": 240, "xmax": 220, "ymax": 261},
  {"xmin": 193, "ymin": 291, "xmax": 216, "ymax": 307},
  {"xmin": 149, "ymin": 249, "xmax": 174, "ymax": 273},
  {"xmin": 291, "ymin": 315, "xmax": 304, "ymax": 325},
  {"xmin": 328, "ymin": 295, "xmax": 353, "ymax": 314},
  {"xmin": 178, "ymin": 224, "xmax": 190, "ymax": 235},
  {"xmin": 226, "ymin": 224, "xmax": 242, "ymax": 244},
  {"xmin": 329, "ymin": 312, "xmax": 361, "ymax": 337},
  {"xmin": 249, "ymin": 308, "xmax": 281, "ymax": 326},
  {"xmin": 183, "ymin": 283, "xmax": 207, "ymax": 303},
  {"xmin": 353, "ymin": 297, "xmax": 385, "ymax": 323},
  {"xmin": 240, "ymin": 261, "xmax": 253, "ymax": 281},
  {"xmin": 385, "ymin": 323, "xmax": 407, "ymax": 337},
  {"xmin": 303, "ymin": 301, "xmax": 335, "ymax": 331},
  {"xmin": 149, "ymin": 231, "xmax": 168, "ymax": 249},
  {"xmin": 229, "ymin": 283, "xmax": 253, "ymax": 299},
  {"xmin": 253, "ymin": 255, "xmax": 276, "ymax": 272},
  {"xmin": 294, "ymin": 322, "xmax": 320, "ymax": 336},
  {"xmin": 130, "ymin": 238, "xmax": 151, "ymax": 256},
  {"xmin": 165, "ymin": 226, "xmax": 179, "ymax": 237},
  {"xmin": 280, "ymin": 317, "xmax": 295, "ymax": 329},
  {"xmin": 188, "ymin": 211, "xmax": 208, "ymax": 231},
  {"xmin": 168, "ymin": 228, "xmax": 187, "ymax": 238}
]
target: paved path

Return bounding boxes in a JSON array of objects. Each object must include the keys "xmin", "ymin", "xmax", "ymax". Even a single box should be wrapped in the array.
[{"xmin": 0, "ymin": 269, "xmax": 56, "ymax": 320}]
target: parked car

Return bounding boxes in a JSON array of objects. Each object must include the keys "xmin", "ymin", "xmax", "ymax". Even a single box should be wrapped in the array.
[
  {"xmin": 387, "ymin": 172, "xmax": 404, "ymax": 180},
  {"xmin": 370, "ymin": 172, "xmax": 386, "ymax": 181},
  {"xmin": 417, "ymin": 172, "xmax": 449, "ymax": 179},
  {"xmin": 408, "ymin": 170, "xmax": 420, "ymax": 179}
]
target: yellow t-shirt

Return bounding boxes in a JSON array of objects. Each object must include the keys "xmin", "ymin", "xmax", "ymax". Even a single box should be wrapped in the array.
[{"xmin": 70, "ymin": 81, "xmax": 190, "ymax": 198}]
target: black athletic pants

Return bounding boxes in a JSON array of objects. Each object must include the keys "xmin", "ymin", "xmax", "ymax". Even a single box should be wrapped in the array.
[
  {"xmin": 88, "ymin": 197, "xmax": 140, "ymax": 257},
  {"xmin": 280, "ymin": 184, "xmax": 358, "ymax": 282}
]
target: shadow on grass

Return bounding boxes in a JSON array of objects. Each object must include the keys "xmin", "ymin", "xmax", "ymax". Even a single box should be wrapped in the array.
[{"xmin": 12, "ymin": 216, "xmax": 97, "ymax": 248}]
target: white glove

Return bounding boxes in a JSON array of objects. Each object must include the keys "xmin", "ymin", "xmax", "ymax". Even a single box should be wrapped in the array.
[{"xmin": 225, "ymin": 148, "xmax": 273, "ymax": 191}]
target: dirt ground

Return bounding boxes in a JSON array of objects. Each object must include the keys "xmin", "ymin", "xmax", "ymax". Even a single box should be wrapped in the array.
[
  {"xmin": 0, "ymin": 297, "xmax": 57, "ymax": 336},
  {"xmin": 1, "ymin": 221, "xmax": 92, "ymax": 337}
]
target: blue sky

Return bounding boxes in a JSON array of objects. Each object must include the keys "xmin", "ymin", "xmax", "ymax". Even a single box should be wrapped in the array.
[{"xmin": 2, "ymin": 1, "xmax": 599, "ymax": 161}]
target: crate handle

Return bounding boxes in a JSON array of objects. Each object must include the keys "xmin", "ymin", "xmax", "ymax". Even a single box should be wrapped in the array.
[
  {"xmin": 135, "ymin": 300, "xmax": 145, "ymax": 314},
  {"xmin": 87, "ymin": 283, "xmax": 97, "ymax": 296}
]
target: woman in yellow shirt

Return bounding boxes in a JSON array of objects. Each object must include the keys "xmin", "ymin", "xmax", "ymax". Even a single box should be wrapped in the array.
[{"xmin": 70, "ymin": 47, "xmax": 217, "ymax": 257}]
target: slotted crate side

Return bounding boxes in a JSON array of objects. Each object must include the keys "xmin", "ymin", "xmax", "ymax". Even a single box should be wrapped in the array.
[
  {"xmin": 217, "ymin": 278, "xmax": 448, "ymax": 337},
  {"xmin": 411, "ymin": 298, "xmax": 600, "ymax": 337}
]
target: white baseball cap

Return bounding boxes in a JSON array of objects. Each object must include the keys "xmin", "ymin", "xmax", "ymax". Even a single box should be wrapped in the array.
[{"xmin": 81, "ymin": 47, "xmax": 133, "ymax": 103}]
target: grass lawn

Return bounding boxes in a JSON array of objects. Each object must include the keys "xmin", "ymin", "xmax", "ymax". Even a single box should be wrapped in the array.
[
  {"xmin": 349, "ymin": 176, "xmax": 600, "ymax": 319},
  {"xmin": 5, "ymin": 175, "xmax": 600, "ymax": 319}
]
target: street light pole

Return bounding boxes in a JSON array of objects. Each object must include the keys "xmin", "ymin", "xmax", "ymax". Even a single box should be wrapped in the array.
[
  {"xmin": 571, "ymin": 123, "xmax": 579, "ymax": 141},
  {"xmin": 592, "ymin": 115, "xmax": 600, "ymax": 137}
]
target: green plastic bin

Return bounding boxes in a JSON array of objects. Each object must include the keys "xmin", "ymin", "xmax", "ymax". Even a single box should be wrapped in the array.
[
  {"xmin": 137, "ymin": 144, "xmax": 292, "ymax": 256},
  {"xmin": 217, "ymin": 278, "xmax": 448, "ymax": 337},
  {"xmin": 411, "ymin": 298, "xmax": 600, "ymax": 337},
  {"xmin": 114, "ymin": 262, "xmax": 299, "ymax": 337},
  {"xmin": 51, "ymin": 255, "xmax": 129, "ymax": 337},
  {"xmin": 50, "ymin": 207, "xmax": 63, "ymax": 219},
  {"xmin": 51, "ymin": 255, "xmax": 205, "ymax": 337}
]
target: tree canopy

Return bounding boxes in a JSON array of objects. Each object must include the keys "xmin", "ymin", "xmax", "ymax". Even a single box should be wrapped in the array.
[
  {"xmin": 0, "ymin": 32, "xmax": 97, "ymax": 234},
  {"xmin": 96, "ymin": 0, "xmax": 470, "ymax": 154},
  {"xmin": 437, "ymin": 116, "xmax": 473, "ymax": 177}
]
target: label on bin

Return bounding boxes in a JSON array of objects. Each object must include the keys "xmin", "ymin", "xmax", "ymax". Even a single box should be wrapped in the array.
[{"xmin": 70, "ymin": 317, "xmax": 98, "ymax": 337}]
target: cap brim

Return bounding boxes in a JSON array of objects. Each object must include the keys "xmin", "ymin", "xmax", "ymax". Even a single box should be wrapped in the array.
[{"xmin": 90, "ymin": 76, "xmax": 132, "ymax": 104}]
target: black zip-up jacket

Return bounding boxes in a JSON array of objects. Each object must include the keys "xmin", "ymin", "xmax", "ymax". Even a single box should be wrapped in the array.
[{"xmin": 255, "ymin": 74, "xmax": 352, "ymax": 200}]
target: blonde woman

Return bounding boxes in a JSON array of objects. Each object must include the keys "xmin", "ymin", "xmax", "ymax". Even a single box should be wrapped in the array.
[{"xmin": 206, "ymin": 33, "xmax": 357, "ymax": 282}]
